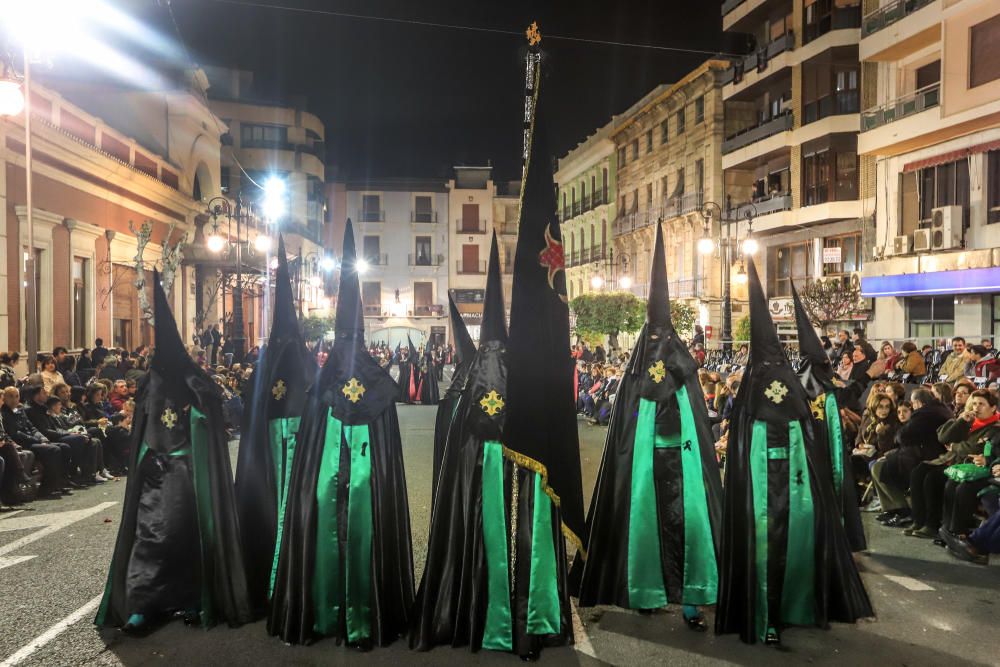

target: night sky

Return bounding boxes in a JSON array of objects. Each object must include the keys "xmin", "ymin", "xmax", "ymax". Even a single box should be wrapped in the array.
[{"xmin": 125, "ymin": 0, "xmax": 736, "ymax": 180}]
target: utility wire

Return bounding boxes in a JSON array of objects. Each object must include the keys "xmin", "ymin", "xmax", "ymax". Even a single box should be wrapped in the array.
[{"xmin": 200, "ymin": 0, "xmax": 738, "ymax": 58}]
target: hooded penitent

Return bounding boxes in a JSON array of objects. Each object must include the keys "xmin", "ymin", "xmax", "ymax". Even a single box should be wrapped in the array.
[
  {"xmin": 431, "ymin": 293, "xmax": 476, "ymax": 506},
  {"xmin": 234, "ymin": 235, "xmax": 316, "ymax": 613},
  {"xmin": 791, "ymin": 283, "xmax": 867, "ymax": 552},
  {"xmin": 417, "ymin": 342, "xmax": 440, "ymax": 405},
  {"xmin": 572, "ymin": 221, "xmax": 723, "ymax": 612},
  {"xmin": 96, "ymin": 272, "xmax": 251, "ymax": 630},
  {"xmin": 397, "ymin": 336, "xmax": 419, "ymax": 404},
  {"xmin": 267, "ymin": 219, "xmax": 414, "ymax": 647},
  {"xmin": 715, "ymin": 257, "xmax": 873, "ymax": 645}
]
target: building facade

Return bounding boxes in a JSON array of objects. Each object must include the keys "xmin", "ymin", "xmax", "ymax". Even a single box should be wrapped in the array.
[
  {"xmin": 858, "ymin": 0, "xmax": 1000, "ymax": 344},
  {"xmin": 612, "ymin": 60, "xmax": 730, "ymax": 338},
  {"xmin": 204, "ymin": 67, "xmax": 329, "ymax": 318},
  {"xmin": 346, "ymin": 178, "xmax": 451, "ymax": 346},
  {"xmin": 1, "ymin": 69, "xmax": 225, "ymax": 365},
  {"xmin": 555, "ymin": 119, "xmax": 617, "ymax": 301},
  {"xmin": 721, "ymin": 0, "xmax": 866, "ymax": 334}
]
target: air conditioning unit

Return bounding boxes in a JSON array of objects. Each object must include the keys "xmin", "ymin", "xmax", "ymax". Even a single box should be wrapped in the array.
[
  {"xmin": 891, "ymin": 234, "xmax": 912, "ymax": 256},
  {"xmin": 913, "ymin": 228, "xmax": 933, "ymax": 253},
  {"xmin": 931, "ymin": 205, "xmax": 963, "ymax": 250}
]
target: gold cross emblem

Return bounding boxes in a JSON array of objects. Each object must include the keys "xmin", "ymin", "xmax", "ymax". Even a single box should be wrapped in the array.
[
  {"xmin": 648, "ymin": 360, "xmax": 666, "ymax": 384},
  {"xmin": 272, "ymin": 379, "xmax": 287, "ymax": 401},
  {"xmin": 765, "ymin": 380, "xmax": 788, "ymax": 404},
  {"xmin": 480, "ymin": 390, "xmax": 505, "ymax": 416},
  {"xmin": 525, "ymin": 21, "xmax": 541, "ymax": 46},
  {"xmin": 811, "ymin": 393, "xmax": 827, "ymax": 421},
  {"xmin": 342, "ymin": 377, "xmax": 365, "ymax": 403},
  {"xmin": 161, "ymin": 407, "xmax": 178, "ymax": 430}
]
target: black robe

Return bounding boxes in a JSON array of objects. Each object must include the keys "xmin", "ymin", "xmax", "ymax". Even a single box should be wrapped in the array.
[
  {"xmin": 573, "ymin": 323, "xmax": 723, "ymax": 609},
  {"xmin": 96, "ymin": 369, "xmax": 251, "ymax": 629},
  {"xmin": 411, "ymin": 339, "xmax": 573, "ymax": 656},
  {"xmin": 418, "ymin": 354, "xmax": 440, "ymax": 404},
  {"xmin": 397, "ymin": 357, "xmax": 418, "ymax": 404},
  {"xmin": 267, "ymin": 338, "xmax": 413, "ymax": 646}
]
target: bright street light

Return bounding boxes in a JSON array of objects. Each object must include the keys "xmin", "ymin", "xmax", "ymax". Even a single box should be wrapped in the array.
[
  {"xmin": 590, "ymin": 274, "xmax": 605, "ymax": 289},
  {"xmin": 262, "ymin": 176, "xmax": 287, "ymax": 220},
  {"xmin": 742, "ymin": 237, "xmax": 759, "ymax": 255},
  {"xmin": 733, "ymin": 264, "xmax": 748, "ymax": 284},
  {"xmin": 254, "ymin": 234, "xmax": 272, "ymax": 253},
  {"xmin": 619, "ymin": 275, "xmax": 633, "ymax": 289},
  {"xmin": 309, "ymin": 275, "xmax": 322, "ymax": 288},
  {"xmin": 697, "ymin": 236, "xmax": 715, "ymax": 255},
  {"xmin": 0, "ymin": 78, "xmax": 24, "ymax": 116},
  {"xmin": 355, "ymin": 258, "xmax": 370, "ymax": 274},
  {"xmin": 206, "ymin": 229, "xmax": 226, "ymax": 254},
  {"xmin": 320, "ymin": 256, "xmax": 336, "ymax": 272}
]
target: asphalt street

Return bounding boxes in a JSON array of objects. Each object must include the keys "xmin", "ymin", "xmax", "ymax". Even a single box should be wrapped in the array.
[{"xmin": 1, "ymin": 397, "xmax": 999, "ymax": 666}]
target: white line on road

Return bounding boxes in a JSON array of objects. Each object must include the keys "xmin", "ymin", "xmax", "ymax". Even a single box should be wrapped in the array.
[
  {"xmin": 0, "ymin": 510, "xmax": 24, "ymax": 520},
  {"xmin": 0, "ymin": 555, "xmax": 37, "ymax": 570},
  {"xmin": 0, "ymin": 502, "xmax": 117, "ymax": 557},
  {"xmin": 0, "ymin": 594, "xmax": 102, "ymax": 667},
  {"xmin": 571, "ymin": 601, "xmax": 596, "ymax": 658},
  {"xmin": 884, "ymin": 574, "xmax": 935, "ymax": 591}
]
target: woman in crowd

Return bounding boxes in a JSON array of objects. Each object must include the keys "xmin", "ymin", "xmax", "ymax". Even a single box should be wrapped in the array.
[
  {"xmin": 906, "ymin": 390, "xmax": 999, "ymax": 539},
  {"xmin": 837, "ymin": 352, "xmax": 854, "ymax": 381},
  {"xmin": 932, "ymin": 382, "xmax": 954, "ymax": 410},
  {"xmin": 895, "ymin": 341, "xmax": 927, "ymax": 378},
  {"xmin": 878, "ymin": 342, "xmax": 900, "ymax": 374},
  {"xmin": 0, "ymin": 353, "xmax": 17, "ymax": 390},
  {"xmin": 897, "ymin": 400, "xmax": 912, "ymax": 424},
  {"xmin": 60, "ymin": 355, "xmax": 82, "ymax": 388},
  {"xmin": 39, "ymin": 355, "xmax": 65, "ymax": 393},
  {"xmin": 953, "ymin": 380, "xmax": 974, "ymax": 417}
]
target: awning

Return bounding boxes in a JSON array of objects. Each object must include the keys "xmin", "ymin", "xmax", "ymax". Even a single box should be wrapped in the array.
[
  {"xmin": 861, "ymin": 267, "xmax": 1000, "ymax": 298},
  {"xmin": 903, "ymin": 139, "xmax": 1000, "ymax": 173}
]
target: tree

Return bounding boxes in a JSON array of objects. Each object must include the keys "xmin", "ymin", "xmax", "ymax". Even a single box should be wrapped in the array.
[
  {"xmin": 734, "ymin": 315, "xmax": 751, "ymax": 345},
  {"xmin": 570, "ymin": 292, "xmax": 645, "ymax": 352},
  {"xmin": 301, "ymin": 315, "xmax": 336, "ymax": 342},
  {"xmin": 669, "ymin": 301, "xmax": 697, "ymax": 341},
  {"xmin": 798, "ymin": 277, "xmax": 863, "ymax": 333}
]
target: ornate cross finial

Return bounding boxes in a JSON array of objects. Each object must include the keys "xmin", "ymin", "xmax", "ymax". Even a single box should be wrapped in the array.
[
  {"xmin": 342, "ymin": 377, "xmax": 366, "ymax": 403},
  {"xmin": 765, "ymin": 380, "xmax": 789, "ymax": 404},
  {"xmin": 526, "ymin": 21, "xmax": 541, "ymax": 46},
  {"xmin": 480, "ymin": 390, "xmax": 505, "ymax": 416}
]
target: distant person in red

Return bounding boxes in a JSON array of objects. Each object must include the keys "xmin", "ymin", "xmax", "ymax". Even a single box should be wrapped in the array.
[{"xmin": 109, "ymin": 380, "xmax": 129, "ymax": 412}]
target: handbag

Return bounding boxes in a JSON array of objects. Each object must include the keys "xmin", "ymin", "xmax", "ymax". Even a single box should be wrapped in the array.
[{"xmin": 944, "ymin": 441, "xmax": 993, "ymax": 483}]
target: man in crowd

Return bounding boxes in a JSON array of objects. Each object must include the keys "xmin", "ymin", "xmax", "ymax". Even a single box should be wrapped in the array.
[
  {"xmin": 940, "ymin": 337, "xmax": 971, "ymax": 382},
  {"xmin": 92, "ymin": 338, "xmax": 109, "ymax": 367},
  {"xmin": 967, "ymin": 344, "xmax": 999, "ymax": 380},
  {"xmin": 0, "ymin": 386, "xmax": 68, "ymax": 497},
  {"xmin": 853, "ymin": 328, "xmax": 877, "ymax": 363},
  {"xmin": 24, "ymin": 385, "xmax": 96, "ymax": 486},
  {"xmin": 837, "ymin": 329, "xmax": 855, "ymax": 360}
]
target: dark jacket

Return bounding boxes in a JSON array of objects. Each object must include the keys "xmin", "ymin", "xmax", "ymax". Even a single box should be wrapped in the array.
[
  {"xmin": 1, "ymin": 404, "xmax": 48, "ymax": 446},
  {"xmin": 931, "ymin": 416, "xmax": 1000, "ymax": 467},
  {"xmin": 92, "ymin": 346, "xmax": 109, "ymax": 366},
  {"xmin": 856, "ymin": 413, "xmax": 899, "ymax": 457},
  {"xmin": 25, "ymin": 403, "xmax": 72, "ymax": 441},
  {"xmin": 881, "ymin": 399, "xmax": 952, "ymax": 487}
]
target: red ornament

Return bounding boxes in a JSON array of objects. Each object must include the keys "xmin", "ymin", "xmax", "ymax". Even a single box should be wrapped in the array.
[{"xmin": 538, "ymin": 224, "xmax": 565, "ymax": 290}]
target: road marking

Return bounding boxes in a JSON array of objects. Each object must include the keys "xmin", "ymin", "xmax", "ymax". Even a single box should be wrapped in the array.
[
  {"xmin": 0, "ymin": 594, "xmax": 102, "ymax": 667},
  {"xmin": 884, "ymin": 575, "xmax": 935, "ymax": 591},
  {"xmin": 0, "ymin": 555, "xmax": 37, "ymax": 570},
  {"xmin": 0, "ymin": 510, "xmax": 24, "ymax": 520},
  {"xmin": 0, "ymin": 502, "xmax": 117, "ymax": 557},
  {"xmin": 571, "ymin": 601, "xmax": 596, "ymax": 658}
]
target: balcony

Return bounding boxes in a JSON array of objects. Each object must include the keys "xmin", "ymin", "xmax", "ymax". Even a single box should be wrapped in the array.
[
  {"xmin": 722, "ymin": 112, "xmax": 793, "ymax": 154},
  {"xmin": 413, "ymin": 304, "xmax": 445, "ymax": 317},
  {"xmin": 861, "ymin": 83, "xmax": 939, "ymax": 132},
  {"xmin": 456, "ymin": 260, "xmax": 487, "ymax": 274},
  {"xmin": 411, "ymin": 211, "xmax": 438, "ymax": 223},
  {"xmin": 862, "ymin": 0, "xmax": 935, "ymax": 37},
  {"xmin": 358, "ymin": 209, "xmax": 385, "ymax": 223},
  {"xmin": 803, "ymin": 5, "xmax": 862, "ymax": 44},
  {"xmin": 496, "ymin": 221, "xmax": 518, "ymax": 236},
  {"xmin": 593, "ymin": 188, "xmax": 608, "ymax": 207},
  {"xmin": 724, "ymin": 33, "xmax": 795, "ymax": 86},
  {"xmin": 803, "ymin": 90, "xmax": 860, "ymax": 124},
  {"xmin": 572, "ymin": 201, "xmax": 582, "ymax": 217},
  {"xmin": 721, "ymin": 0, "xmax": 745, "ymax": 16},
  {"xmin": 613, "ymin": 210, "xmax": 655, "ymax": 236},
  {"xmin": 727, "ymin": 194, "xmax": 793, "ymax": 221},
  {"xmin": 668, "ymin": 278, "xmax": 705, "ymax": 299},
  {"xmin": 662, "ymin": 192, "xmax": 705, "ymax": 219},
  {"xmin": 408, "ymin": 253, "xmax": 444, "ymax": 267},
  {"xmin": 363, "ymin": 253, "xmax": 389, "ymax": 266},
  {"xmin": 560, "ymin": 207, "xmax": 571, "ymax": 222},
  {"xmin": 456, "ymin": 219, "xmax": 488, "ymax": 234},
  {"xmin": 363, "ymin": 304, "xmax": 382, "ymax": 316}
]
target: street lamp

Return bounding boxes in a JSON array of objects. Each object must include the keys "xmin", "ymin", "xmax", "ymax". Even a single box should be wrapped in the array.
[
  {"xmin": 590, "ymin": 274, "xmax": 605, "ymax": 290},
  {"xmin": 588, "ymin": 246, "xmax": 630, "ymax": 292},
  {"xmin": 258, "ymin": 176, "xmax": 287, "ymax": 344},
  {"xmin": 356, "ymin": 257, "xmax": 371, "ymax": 275},
  {"xmin": 206, "ymin": 194, "xmax": 260, "ymax": 363},
  {"xmin": 698, "ymin": 202, "xmax": 757, "ymax": 350}
]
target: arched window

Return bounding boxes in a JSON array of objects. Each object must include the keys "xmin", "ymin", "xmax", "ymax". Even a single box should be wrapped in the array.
[
  {"xmin": 601, "ymin": 219, "xmax": 607, "ymax": 253},
  {"xmin": 590, "ymin": 223, "xmax": 595, "ymax": 250},
  {"xmin": 571, "ymin": 187, "xmax": 576, "ymax": 204},
  {"xmin": 602, "ymin": 168, "xmax": 609, "ymax": 199},
  {"xmin": 569, "ymin": 230, "xmax": 575, "ymax": 255},
  {"xmin": 591, "ymin": 174, "xmax": 597, "ymax": 199},
  {"xmin": 581, "ymin": 180, "xmax": 586, "ymax": 197}
]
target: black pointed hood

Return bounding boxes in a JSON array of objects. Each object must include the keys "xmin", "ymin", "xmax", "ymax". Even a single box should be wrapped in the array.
[
  {"xmin": 449, "ymin": 293, "xmax": 475, "ymax": 366},
  {"xmin": 636, "ymin": 221, "xmax": 698, "ymax": 400},
  {"xmin": 480, "ymin": 232, "xmax": 507, "ymax": 344},
  {"xmin": 150, "ymin": 270, "xmax": 215, "ymax": 405},
  {"xmin": 736, "ymin": 257, "xmax": 809, "ymax": 423},
  {"xmin": 407, "ymin": 334, "xmax": 419, "ymax": 361},
  {"xmin": 270, "ymin": 234, "xmax": 300, "ymax": 342},
  {"xmin": 791, "ymin": 282, "xmax": 835, "ymax": 396},
  {"xmin": 318, "ymin": 219, "xmax": 397, "ymax": 424}
]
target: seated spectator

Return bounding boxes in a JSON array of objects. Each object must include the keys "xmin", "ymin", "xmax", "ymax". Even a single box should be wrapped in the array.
[
  {"xmin": 97, "ymin": 355, "xmax": 125, "ymax": 382},
  {"xmin": 932, "ymin": 382, "xmax": 954, "ymax": 409},
  {"xmin": 967, "ymin": 344, "xmax": 1000, "ymax": 380},
  {"xmin": 897, "ymin": 400, "xmax": 912, "ymax": 424},
  {"xmin": 938, "ymin": 392, "xmax": 1000, "ymax": 540},
  {"xmin": 849, "ymin": 347, "xmax": 872, "ymax": 383},
  {"xmin": 0, "ymin": 419, "xmax": 36, "ymax": 506},
  {"xmin": 0, "ymin": 353, "xmax": 17, "ymax": 390},
  {"xmin": 125, "ymin": 356, "xmax": 147, "ymax": 383},
  {"xmin": 871, "ymin": 388, "xmax": 951, "ymax": 527},
  {"xmin": 39, "ymin": 355, "xmax": 65, "ymax": 393},
  {"xmin": 895, "ymin": 342, "xmax": 926, "ymax": 378},
  {"xmin": 837, "ymin": 353, "xmax": 853, "ymax": 382},
  {"xmin": 109, "ymin": 380, "xmax": 129, "ymax": 412},
  {"xmin": 907, "ymin": 390, "xmax": 999, "ymax": 539},
  {"xmin": 24, "ymin": 385, "xmax": 103, "ymax": 485},
  {"xmin": 878, "ymin": 342, "xmax": 900, "ymax": 376},
  {"xmin": 952, "ymin": 381, "xmax": 973, "ymax": 417},
  {"xmin": 581, "ymin": 368, "xmax": 604, "ymax": 418},
  {"xmin": 939, "ymin": 337, "xmax": 971, "ymax": 382},
  {"xmin": 854, "ymin": 393, "xmax": 899, "ymax": 512},
  {"xmin": 0, "ymin": 386, "xmax": 68, "ymax": 496},
  {"xmin": 946, "ymin": 478, "xmax": 1000, "ymax": 564},
  {"xmin": 591, "ymin": 366, "xmax": 621, "ymax": 426},
  {"xmin": 854, "ymin": 329, "xmax": 877, "ymax": 363}
]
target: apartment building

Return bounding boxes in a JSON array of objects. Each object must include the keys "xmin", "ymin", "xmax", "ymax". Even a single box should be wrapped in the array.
[
  {"xmin": 555, "ymin": 119, "xmax": 617, "ymax": 301},
  {"xmin": 721, "ymin": 0, "xmax": 866, "ymax": 329},
  {"xmin": 857, "ymin": 0, "xmax": 1000, "ymax": 343},
  {"xmin": 612, "ymin": 60, "xmax": 729, "ymax": 332},
  {"xmin": 346, "ymin": 179, "xmax": 450, "ymax": 346}
]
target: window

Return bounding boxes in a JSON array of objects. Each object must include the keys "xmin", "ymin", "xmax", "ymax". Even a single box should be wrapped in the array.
[
  {"xmin": 414, "ymin": 282, "xmax": 433, "ymax": 315},
  {"xmin": 602, "ymin": 168, "xmax": 608, "ymax": 201},
  {"xmin": 802, "ymin": 149, "xmax": 858, "ymax": 205},
  {"xmin": 414, "ymin": 195, "xmax": 433, "ymax": 222},
  {"xmin": 461, "ymin": 203, "xmax": 481, "ymax": 232},
  {"xmin": 362, "ymin": 281, "xmax": 382, "ymax": 315},
  {"xmin": 676, "ymin": 109, "xmax": 686, "ymax": 135},
  {"xmin": 988, "ymin": 151, "xmax": 1000, "ymax": 224},
  {"xmin": 414, "ymin": 236, "xmax": 432, "ymax": 265},
  {"xmin": 362, "ymin": 235, "xmax": 381, "ymax": 264},
  {"xmin": 910, "ymin": 159, "xmax": 970, "ymax": 227},
  {"xmin": 361, "ymin": 194, "xmax": 382, "ymax": 222},
  {"xmin": 695, "ymin": 96, "xmax": 705, "ymax": 123},
  {"xmin": 660, "ymin": 175, "xmax": 669, "ymax": 201},
  {"xmin": 646, "ymin": 129, "xmax": 653, "ymax": 153},
  {"xmin": 240, "ymin": 123, "xmax": 288, "ymax": 147},
  {"xmin": 631, "ymin": 139, "xmax": 639, "ymax": 160},
  {"xmin": 970, "ymin": 15, "xmax": 1000, "ymax": 88},
  {"xmin": 822, "ymin": 234, "xmax": 861, "ymax": 285},
  {"xmin": 631, "ymin": 189, "xmax": 639, "ymax": 212},
  {"xmin": 73, "ymin": 257, "xmax": 87, "ymax": 348},
  {"xmin": 646, "ymin": 183, "xmax": 653, "ymax": 207},
  {"xmin": 618, "ymin": 146, "xmax": 627, "ymax": 166},
  {"xmin": 219, "ymin": 166, "xmax": 230, "ymax": 192},
  {"xmin": 916, "ymin": 60, "xmax": 941, "ymax": 90},
  {"xmin": 770, "ymin": 242, "xmax": 811, "ymax": 297},
  {"xmin": 660, "ymin": 119, "xmax": 669, "ymax": 144},
  {"xmin": 908, "ymin": 296, "xmax": 954, "ymax": 341},
  {"xmin": 695, "ymin": 159, "xmax": 704, "ymax": 196},
  {"xmin": 676, "ymin": 168, "xmax": 685, "ymax": 197}
]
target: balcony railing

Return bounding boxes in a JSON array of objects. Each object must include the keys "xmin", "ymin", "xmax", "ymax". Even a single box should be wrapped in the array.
[
  {"xmin": 862, "ymin": 0, "xmax": 935, "ymax": 37},
  {"xmin": 803, "ymin": 5, "xmax": 862, "ymax": 44},
  {"xmin": 408, "ymin": 253, "xmax": 444, "ymax": 267},
  {"xmin": 456, "ymin": 260, "xmax": 487, "ymax": 274},
  {"xmin": 803, "ymin": 89, "xmax": 860, "ymax": 124},
  {"xmin": 363, "ymin": 304, "xmax": 382, "ymax": 316},
  {"xmin": 358, "ymin": 209, "xmax": 385, "ymax": 223},
  {"xmin": 861, "ymin": 82, "xmax": 939, "ymax": 132},
  {"xmin": 721, "ymin": 0, "xmax": 745, "ymax": 16},
  {"xmin": 411, "ymin": 210, "xmax": 438, "ymax": 223},
  {"xmin": 724, "ymin": 32, "xmax": 795, "ymax": 85},
  {"xmin": 722, "ymin": 112, "xmax": 793, "ymax": 154},
  {"xmin": 727, "ymin": 194, "xmax": 793, "ymax": 221},
  {"xmin": 572, "ymin": 201, "xmax": 582, "ymax": 217},
  {"xmin": 456, "ymin": 219, "xmax": 488, "ymax": 234},
  {"xmin": 613, "ymin": 210, "xmax": 654, "ymax": 236},
  {"xmin": 413, "ymin": 304, "xmax": 445, "ymax": 317},
  {"xmin": 363, "ymin": 253, "xmax": 389, "ymax": 266},
  {"xmin": 567, "ymin": 250, "xmax": 581, "ymax": 267},
  {"xmin": 561, "ymin": 207, "xmax": 571, "ymax": 222},
  {"xmin": 669, "ymin": 278, "xmax": 704, "ymax": 299},
  {"xmin": 663, "ymin": 191, "xmax": 705, "ymax": 218}
]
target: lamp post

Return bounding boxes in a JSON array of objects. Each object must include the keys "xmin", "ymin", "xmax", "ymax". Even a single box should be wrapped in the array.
[
  {"xmin": 589, "ymin": 246, "xmax": 631, "ymax": 292},
  {"xmin": 698, "ymin": 202, "xmax": 757, "ymax": 351}
]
